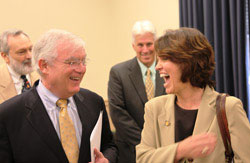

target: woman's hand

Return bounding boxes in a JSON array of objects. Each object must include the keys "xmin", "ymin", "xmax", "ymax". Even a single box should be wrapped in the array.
[{"xmin": 175, "ymin": 133, "xmax": 217, "ymax": 162}]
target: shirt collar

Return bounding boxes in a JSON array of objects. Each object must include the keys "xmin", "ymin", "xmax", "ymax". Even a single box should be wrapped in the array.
[
  {"xmin": 36, "ymin": 80, "xmax": 75, "ymax": 111},
  {"xmin": 137, "ymin": 58, "xmax": 156, "ymax": 76}
]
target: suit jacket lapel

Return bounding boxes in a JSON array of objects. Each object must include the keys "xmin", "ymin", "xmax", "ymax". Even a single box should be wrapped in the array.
[
  {"xmin": 128, "ymin": 58, "xmax": 148, "ymax": 104},
  {"xmin": 25, "ymin": 87, "xmax": 68, "ymax": 162},
  {"xmin": 0, "ymin": 64, "xmax": 17, "ymax": 101},
  {"xmin": 74, "ymin": 92, "xmax": 93, "ymax": 162},
  {"xmin": 158, "ymin": 95, "xmax": 176, "ymax": 146},
  {"xmin": 193, "ymin": 86, "xmax": 218, "ymax": 135}
]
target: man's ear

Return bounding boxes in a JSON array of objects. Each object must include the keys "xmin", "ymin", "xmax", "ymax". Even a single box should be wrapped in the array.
[
  {"xmin": 1, "ymin": 52, "xmax": 10, "ymax": 64},
  {"xmin": 38, "ymin": 59, "xmax": 49, "ymax": 74}
]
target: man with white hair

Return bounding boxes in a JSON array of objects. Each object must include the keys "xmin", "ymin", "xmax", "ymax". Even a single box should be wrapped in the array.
[
  {"xmin": 0, "ymin": 29, "xmax": 117, "ymax": 163},
  {"xmin": 0, "ymin": 29, "xmax": 39, "ymax": 103},
  {"xmin": 108, "ymin": 20, "xmax": 165, "ymax": 163}
]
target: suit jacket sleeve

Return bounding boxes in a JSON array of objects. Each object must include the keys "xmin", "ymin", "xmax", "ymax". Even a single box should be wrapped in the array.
[
  {"xmin": 226, "ymin": 96, "xmax": 250, "ymax": 162},
  {"xmin": 108, "ymin": 67, "xmax": 141, "ymax": 145},
  {"xmin": 136, "ymin": 102, "xmax": 178, "ymax": 163}
]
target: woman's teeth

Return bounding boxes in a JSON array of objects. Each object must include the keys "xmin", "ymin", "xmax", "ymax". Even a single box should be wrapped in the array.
[{"xmin": 160, "ymin": 74, "xmax": 169, "ymax": 78}]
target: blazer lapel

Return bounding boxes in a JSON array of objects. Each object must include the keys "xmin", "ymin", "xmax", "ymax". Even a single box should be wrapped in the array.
[
  {"xmin": 128, "ymin": 58, "xmax": 148, "ymax": 104},
  {"xmin": 193, "ymin": 86, "xmax": 218, "ymax": 135},
  {"xmin": 158, "ymin": 95, "xmax": 176, "ymax": 146},
  {"xmin": 74, "ymin": 92, "xmax": 93, "ymax": 162},
  {"xmin": 25, "ymin": 87, "xmax": 68, "ymax": 162},
  {"xmin": 0, "ymin": 64, "xmax": 17, "ymax": 100}
]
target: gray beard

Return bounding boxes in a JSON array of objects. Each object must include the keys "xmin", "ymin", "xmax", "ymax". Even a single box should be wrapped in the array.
[{"xmin": 9, "ymin": 56, "xmax": 33, "ymax": 75}]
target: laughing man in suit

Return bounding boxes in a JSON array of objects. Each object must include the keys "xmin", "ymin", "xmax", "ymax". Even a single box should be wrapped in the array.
[
  {"xmin": 0, "ymin": 29, "xmax": 39, "ymax": 104},
  {"xmin": 0, "ymin": 29, "xmax": 117, "ymax": 163},
  {"xmin": 108, "ymin": 20, "xmax": 165, "ymax": 163}
]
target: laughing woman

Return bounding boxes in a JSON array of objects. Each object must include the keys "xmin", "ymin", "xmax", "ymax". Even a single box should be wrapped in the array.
[{"xmin": 136, "ymin": 28, "xmax": 250, "ymax": 163}]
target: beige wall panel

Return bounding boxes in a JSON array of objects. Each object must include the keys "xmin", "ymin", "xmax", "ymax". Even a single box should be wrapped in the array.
[{"xmin": 0, "ymin": 0, "xmax": 179, "ymax": 100}]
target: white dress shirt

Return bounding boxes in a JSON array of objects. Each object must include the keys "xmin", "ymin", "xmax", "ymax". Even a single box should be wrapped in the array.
[{"xmin": 36, "ymin": 80, "xmax": 82, "ymax": 147}]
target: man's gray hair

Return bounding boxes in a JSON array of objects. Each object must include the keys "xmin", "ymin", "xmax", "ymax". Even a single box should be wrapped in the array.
[
  {"xmin": 32, "ymin": 29, "xmax": 86, "ymax": 75},
  {"xmin": 132, "ymin": 20, "xmax": 156, "ymax": 43},
  {"xmin": 0, "ymin": 29, "xmax": 29, "ymax": 54}
]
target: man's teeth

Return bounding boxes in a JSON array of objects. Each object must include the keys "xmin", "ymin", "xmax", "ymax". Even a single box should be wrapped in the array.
[{"xmin": 70, "ymin": 77, "xmax": 80, "ymax": 80}]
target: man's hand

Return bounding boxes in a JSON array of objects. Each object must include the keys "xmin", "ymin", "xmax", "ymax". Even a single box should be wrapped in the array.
[{"xmin": 89, "ymin": 148, "xmax": 109, "ymax": 163}]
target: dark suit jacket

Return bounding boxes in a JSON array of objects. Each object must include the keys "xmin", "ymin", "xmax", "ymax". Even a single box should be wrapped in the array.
[
  {"xmin": 0, "ymin": 81, "xmax": 118, "ymax": 163},
  {"xmin": 108, "ymin": 57, "xmax": 165, "ymax": 163}
]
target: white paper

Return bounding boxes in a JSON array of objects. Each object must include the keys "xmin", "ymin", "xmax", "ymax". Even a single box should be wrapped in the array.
[{"xmin": 90, "ymin": 110, "xmax": 103, "ymax": 163}]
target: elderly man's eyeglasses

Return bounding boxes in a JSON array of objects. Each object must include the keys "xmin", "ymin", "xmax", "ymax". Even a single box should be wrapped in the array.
[{"xmin": 63, "ymin": 59, "xmax": 88, "ymax": 69}]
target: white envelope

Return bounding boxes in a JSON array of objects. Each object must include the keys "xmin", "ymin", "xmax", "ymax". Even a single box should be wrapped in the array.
[{"xmin": 90, "ymin": 110, "xmax": 103, "ymax": 163}]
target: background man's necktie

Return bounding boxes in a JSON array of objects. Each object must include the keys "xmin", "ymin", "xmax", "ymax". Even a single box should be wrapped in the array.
[
  {"xmin": 56, "ymin": 99, "xmax": 79, "ymax": 163},
  {"xmin": 20, "ymin": 75, "xmax": 31, "ymax": 93},
  {"xmin": 145, "ymin": 69, "xmax": 155, "ymax": 100}
]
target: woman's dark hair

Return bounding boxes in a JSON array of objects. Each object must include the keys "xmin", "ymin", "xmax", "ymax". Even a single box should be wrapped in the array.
[{"xmin": 155, "ymin": 27, "xmax": 215, "ymax": 88}]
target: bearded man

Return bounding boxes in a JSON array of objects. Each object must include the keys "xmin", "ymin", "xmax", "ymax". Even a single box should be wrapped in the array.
[{"xmin": 0, "ymin": 29, "xmax": 39, "ymax": 103}]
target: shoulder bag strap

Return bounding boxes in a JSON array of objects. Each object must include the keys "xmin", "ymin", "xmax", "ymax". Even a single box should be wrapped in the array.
[{"xmin": 216, "ymin": 93, "xmax": 234, "ymax": 162}]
